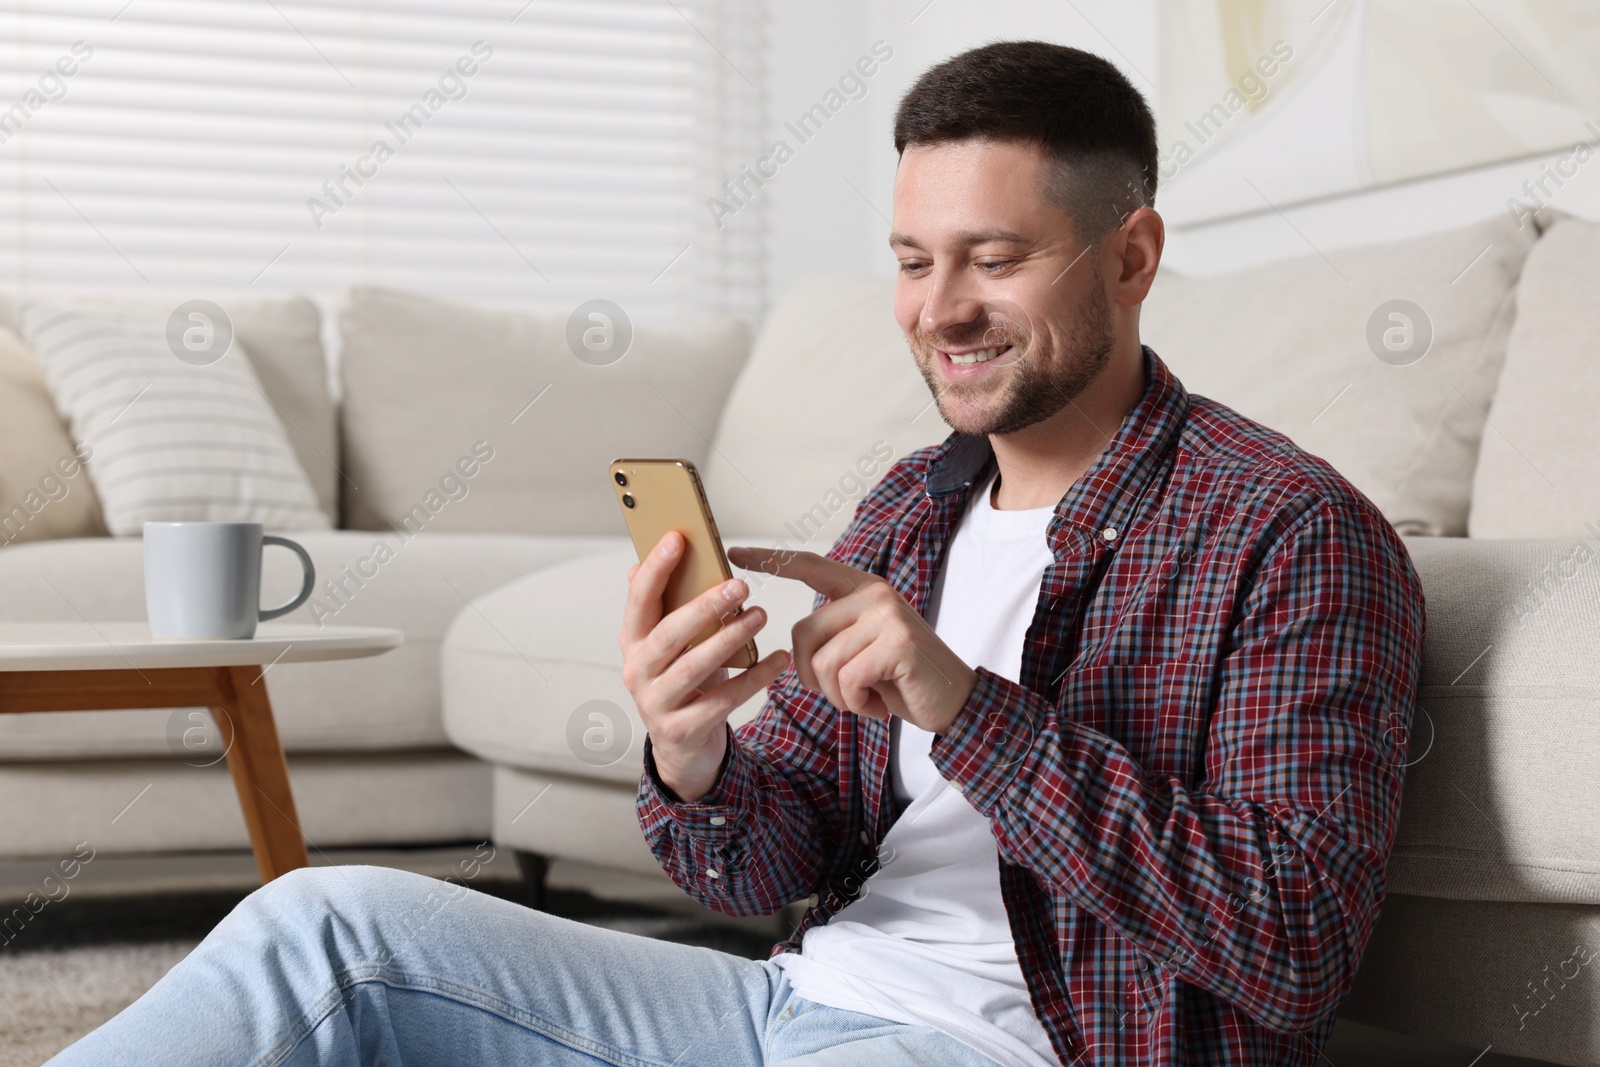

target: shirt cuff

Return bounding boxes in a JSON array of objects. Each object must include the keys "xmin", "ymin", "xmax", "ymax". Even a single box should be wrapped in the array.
[
  {"xmin": 928, "ymin": 665, "xmax": 1041, "ymax": 815},
  {"xmin": 639, "ymin": 724, "xmax": 750, "ymax": 845}
]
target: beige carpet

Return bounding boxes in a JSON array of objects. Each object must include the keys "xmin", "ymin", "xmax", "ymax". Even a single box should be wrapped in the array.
[{"xmin": 0, "ymin": 939, "xmax": 195, "ymax": 1067}]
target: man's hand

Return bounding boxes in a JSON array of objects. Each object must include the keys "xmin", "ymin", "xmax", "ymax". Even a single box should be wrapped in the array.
[
  {"xmin": 727, "ymin": 546, "xmax": 977, "ymax": 735},
  {"xmin": 620, "ymin": 530, "xmax": 791, "ymax": 803}
]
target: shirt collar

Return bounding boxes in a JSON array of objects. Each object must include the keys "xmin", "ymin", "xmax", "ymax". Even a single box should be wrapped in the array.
[{"xmin": 923, "ymin": 345, "xmax": 1189, "ymax": 547}]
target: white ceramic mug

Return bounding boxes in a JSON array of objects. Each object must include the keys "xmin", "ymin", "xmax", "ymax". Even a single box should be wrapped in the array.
[{"xmin": 143, "ymin": 521, "xmax": 315, "ymax": 639}]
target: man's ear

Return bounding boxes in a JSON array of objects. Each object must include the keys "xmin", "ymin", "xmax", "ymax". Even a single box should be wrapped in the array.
[{"xmin": 1109, "ymin": 206, "xmax": 1164, "ymax": 308}]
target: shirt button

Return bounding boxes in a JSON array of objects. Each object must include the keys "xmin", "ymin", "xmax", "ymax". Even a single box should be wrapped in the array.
[
  {"xmin": 951, "ymin": 781, "xmax": 965, "ymax": 793},
  {"xmin": 706, "ymin": 868, "xmax": 720, "ymax": 879},
  {"xmin": 860, "ymin": 831, "xmax": 870, "ymax": 845},
  {"xmin": 807, "ymin": 893, "xmax": 820, "ymax": 907},
  {"xmin": 708, "ymin": 815, "xmax": 726, "ymax": 826},
  {"xmin": 1101, "ymin": 526, "xmax": 1119, "ymax": 542}
]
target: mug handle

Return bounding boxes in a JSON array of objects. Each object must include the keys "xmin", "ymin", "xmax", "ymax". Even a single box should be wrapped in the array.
[{"xmin": 259, "ymin": 535, "xmax": 316, "ymax": 622}]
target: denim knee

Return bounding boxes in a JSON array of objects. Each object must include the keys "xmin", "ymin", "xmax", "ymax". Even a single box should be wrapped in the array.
[{"xmin": 228, "ymin": 865, "xmax": 431, "ymax": 943}]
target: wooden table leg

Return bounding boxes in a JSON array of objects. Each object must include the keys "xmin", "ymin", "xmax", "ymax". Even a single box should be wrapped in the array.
[
  {"xmin": 211, "ymin": 665, "xmax": 310, "ymax": 882},
  {"xmin": 1, "ymin": 665, "xmax": 312, "ymax": 884}
]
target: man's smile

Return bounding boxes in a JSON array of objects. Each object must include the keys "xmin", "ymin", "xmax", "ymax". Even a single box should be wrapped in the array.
[{"xmin": 942, "ymin": 344, "xmax": 1011, "ymax": 366}]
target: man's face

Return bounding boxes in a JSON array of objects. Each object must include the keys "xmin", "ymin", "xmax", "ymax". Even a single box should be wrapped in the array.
[{"xmin": 891, "ymin": 139, "xmax": 1116, "ymax": 437}]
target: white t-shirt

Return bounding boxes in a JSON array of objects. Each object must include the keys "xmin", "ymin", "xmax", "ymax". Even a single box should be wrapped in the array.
[{"xmin": 772, "ymin": 466, "xmax": 1061, "ymax": 1067}]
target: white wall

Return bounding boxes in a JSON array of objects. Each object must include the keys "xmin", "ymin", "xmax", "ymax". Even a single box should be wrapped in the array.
[
  {"xmin": 760, "ymin": 0, "xmax": 881, "ymax": 306},
  {"xmin": 762, "ymin": 0, "xmax": 1157, "ymax": 302},
  {"xmin": 762, "ymin": 0, "xmax": 1600, "ymax": 298}
]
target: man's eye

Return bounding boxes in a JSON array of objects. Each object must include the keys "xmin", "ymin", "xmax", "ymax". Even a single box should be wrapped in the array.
[
  {"xmin": 898, "ymin": 261, "xmax": 930, "ymax": 274},
  {"xmin": 978, "ymin": 260, "xmax": 1013, "ymax": 272}
]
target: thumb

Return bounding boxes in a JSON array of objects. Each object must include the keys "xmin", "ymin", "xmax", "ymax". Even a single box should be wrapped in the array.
[{"xmin": 875, "ymin": 681, "xmax": 911, "ymax": 721}]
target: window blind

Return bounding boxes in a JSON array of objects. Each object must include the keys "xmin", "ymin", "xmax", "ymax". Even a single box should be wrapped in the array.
[{"xmin": 0, "ymin": 0, "xmax": 767, "ymax": 328}]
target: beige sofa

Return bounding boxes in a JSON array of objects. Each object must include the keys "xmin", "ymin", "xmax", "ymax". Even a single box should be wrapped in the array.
[
  {"xmin": 442, "ymin": 211, "xmax": 1600, "ymax": 1066},
  {"xmin": 0, "ymin": 287, "xmax": 754, "ymax": 859},
  {"xmin": 2, "ymin": 207, "xmax": 1598, "ymax": 1063}
]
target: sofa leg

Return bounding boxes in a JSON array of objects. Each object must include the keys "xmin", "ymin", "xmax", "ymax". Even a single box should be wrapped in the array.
[{"xmin": 515, "ymin": 850, "xmax": 550, "ymax": 911}]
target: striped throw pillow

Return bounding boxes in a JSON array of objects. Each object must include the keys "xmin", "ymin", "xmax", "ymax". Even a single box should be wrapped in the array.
[{"xmin": 17, "ymin": 300, "xmax": 330, "ymax": 534}]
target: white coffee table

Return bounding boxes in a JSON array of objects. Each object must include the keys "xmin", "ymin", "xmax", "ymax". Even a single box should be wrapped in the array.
[{"xmin": 0, "ymin": 622, "xmax": 403, "ymax": 883}]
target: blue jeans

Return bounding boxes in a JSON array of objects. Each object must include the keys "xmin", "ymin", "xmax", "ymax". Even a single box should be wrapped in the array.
[{"xmin": 44, "ymin": 864, "xmax": 1006, "ymax": 1066}]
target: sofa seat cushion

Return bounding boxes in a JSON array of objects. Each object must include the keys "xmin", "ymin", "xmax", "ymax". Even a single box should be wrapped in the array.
[
  {"xmin": 0, "ymin": 531, "xmax": 608, "ymax": 758},
  {"xmin": 0, "ymin": 750, "xmax": 489, "ymax": 859},
  {"xmin": 490, "ymin": 764, "xmax": 662, "ymax": 876},
  {"xmin": 442, "ymin": 536, "xmax": 819, "ymax": 785},
  {"xmin": 1391, "ymin": 537, "xmax": 1600, "ymax": 905}
]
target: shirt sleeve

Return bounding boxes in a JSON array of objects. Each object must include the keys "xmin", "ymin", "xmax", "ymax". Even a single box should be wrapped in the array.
[
  {"xmin": 927, "ymin": 500, "xmax": 1426, "ymax": 1032},
  {"xmin": 634, "ymin": 450, "xmax": 929, "ymax": 918},
  {"xmin": 636, "ymin": 642, "xmax": 849, "ymax": 917}
]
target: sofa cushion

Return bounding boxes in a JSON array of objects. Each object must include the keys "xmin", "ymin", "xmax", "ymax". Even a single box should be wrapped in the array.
[
  {"xmin": 491, "ymin": 765, "xmax": 663, "ymax": 876},
  {"xmin": 448, "ymin": 534, "xmax": 1600, "ymax": 907},
  {"xmin": 0, "ymin": 530, "xmax": 608, "ymax": 758},
  {"xmin": 1388, "ymin": 536, "xmax": 1600, "ymax": 906},
  {"xmin": 0, "ymin": 293, "xmax": 337, "ymax": 527},
  {"xmin": 0, "ymin": 751, "xmax": 489, "ymax": 858},
  {"xmin": 16, "ymin": 299, "xmax": 331, "ymax": 534},
  {"xmin": 702, "ymin": 271, "xmax": 954, "ymax": 542},
  {"xmin": 229, "ymin": 295, "xmax": 340, "ymax": 521},
  {"xmin": 442, "ymin": 536, "xmax": 819, "ymax": 785},
  {"xmin": 1140, "ymin": 212, "xmax": 1539, "ymax": 536},
  {"xmin": 0, "ymin": 326, "xmax": 106, "ymax": 545},
  {"xmin": 1468, "ymin": 216, "xmax": 1600, "ymax": 538},
  {"xmin": 1340, "ymin": 893, "xmax": 1600, "ymax": 1063},
  {"xmin": 338, "ymin": 287, "xmax": 749, "ymax": 536}
]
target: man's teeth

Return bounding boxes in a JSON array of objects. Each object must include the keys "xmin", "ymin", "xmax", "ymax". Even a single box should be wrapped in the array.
[{"xmin": 948, "ymin": 346, "xmax": 1006, "ymax": 365}]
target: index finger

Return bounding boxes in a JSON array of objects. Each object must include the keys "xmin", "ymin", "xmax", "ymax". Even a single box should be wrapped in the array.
[
  {"xmin": 621, "ymin": 529, "xmax": 682, "ymax": 646},
  {"xmin": 726, "ymin": 545, "xmax": 875, "ymax": 600}
]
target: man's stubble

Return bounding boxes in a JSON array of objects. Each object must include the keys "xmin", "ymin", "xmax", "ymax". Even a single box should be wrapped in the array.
[{"xmin": 910, "ymin": 273, "xmax": 1116, "ymax": 438}]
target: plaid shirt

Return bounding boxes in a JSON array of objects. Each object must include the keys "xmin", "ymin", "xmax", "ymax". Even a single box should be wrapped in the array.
[{"xmin": 637, "ymin": 346, "xmax": 1426, "ymax": 1066}]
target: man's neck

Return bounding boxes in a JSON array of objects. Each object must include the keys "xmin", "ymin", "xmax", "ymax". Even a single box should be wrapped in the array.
[{"xmin": 988, "ymin": 340, "xmax": 1146, "ymax": 511}]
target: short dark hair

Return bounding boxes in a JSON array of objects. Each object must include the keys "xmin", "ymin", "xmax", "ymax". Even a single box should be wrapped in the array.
[{"xmin": 893, "ymin": 41, "xmax": 1157, "ymax": 243}]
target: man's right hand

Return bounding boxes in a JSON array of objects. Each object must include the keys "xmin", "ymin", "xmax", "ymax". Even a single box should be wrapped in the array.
[{"xmin": 620, "ymin": 529, "xmax": 790, "ymax": 803}]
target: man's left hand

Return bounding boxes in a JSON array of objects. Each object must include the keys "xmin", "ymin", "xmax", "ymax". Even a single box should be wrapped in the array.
[{"xmin": 726, "ymin": 546, "xmax": 977, "ymax": 735}]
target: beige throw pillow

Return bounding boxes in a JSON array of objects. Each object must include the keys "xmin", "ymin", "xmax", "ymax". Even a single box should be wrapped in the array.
[
  {"xmin": 0, "ymin": 327, "xmax": 106, "ymax": 545},
  {"xmin": 1140, "ymin": 212, "xmax": 1539, "ymax": 536},
  {"xmin": 18, "ymin": 301, "xmax": 331, "ymax": 534},
  {"xmin": 0, "ymin": 293, "xmax": 338, "ymax": 521}
]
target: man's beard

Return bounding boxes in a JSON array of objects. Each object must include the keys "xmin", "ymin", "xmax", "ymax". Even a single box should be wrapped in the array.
[{"xmin": 909, "ymin": 279, "xmax": 1116, "ymax": 437}]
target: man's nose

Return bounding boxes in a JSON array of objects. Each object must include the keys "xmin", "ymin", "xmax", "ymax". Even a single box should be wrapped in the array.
[{"xmin": 918, "ymin": 268, "xmax": 985, "ymax": 338}]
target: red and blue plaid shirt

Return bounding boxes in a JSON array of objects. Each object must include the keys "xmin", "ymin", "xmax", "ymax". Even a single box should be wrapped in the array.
[{"xmin": 638, "ymin": 346, "xmax": 1426, "ymax": 1065}]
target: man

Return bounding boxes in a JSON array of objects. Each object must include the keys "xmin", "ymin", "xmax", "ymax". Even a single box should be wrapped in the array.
[
  {"xmin": 46, "ymin": 41, "xmax": 1422, "ymax": 1067},
  {"xmin": 624, "ymin": 40, "xmax": 1424, "ymax": 1066}
]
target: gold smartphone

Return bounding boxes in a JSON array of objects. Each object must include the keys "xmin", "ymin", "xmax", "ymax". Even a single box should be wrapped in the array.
[{"xmin": 610, "ymin": 457, "xmax": 759, "ymax": 670}]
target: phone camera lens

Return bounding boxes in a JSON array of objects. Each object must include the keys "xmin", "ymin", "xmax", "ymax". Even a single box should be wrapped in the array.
[
  {"xmin": 614, "ymin": 471, "xmax": 628, "ymax": 487},
  {"xmin": 621, "ymin": 493, "xmax": 635, "ymax": 509}
]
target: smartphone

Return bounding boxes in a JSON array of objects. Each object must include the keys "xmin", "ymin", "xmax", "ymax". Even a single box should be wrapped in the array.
[{"xmin": 610, "ymin": 457, "xmax": 759, "ymax": 670}]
